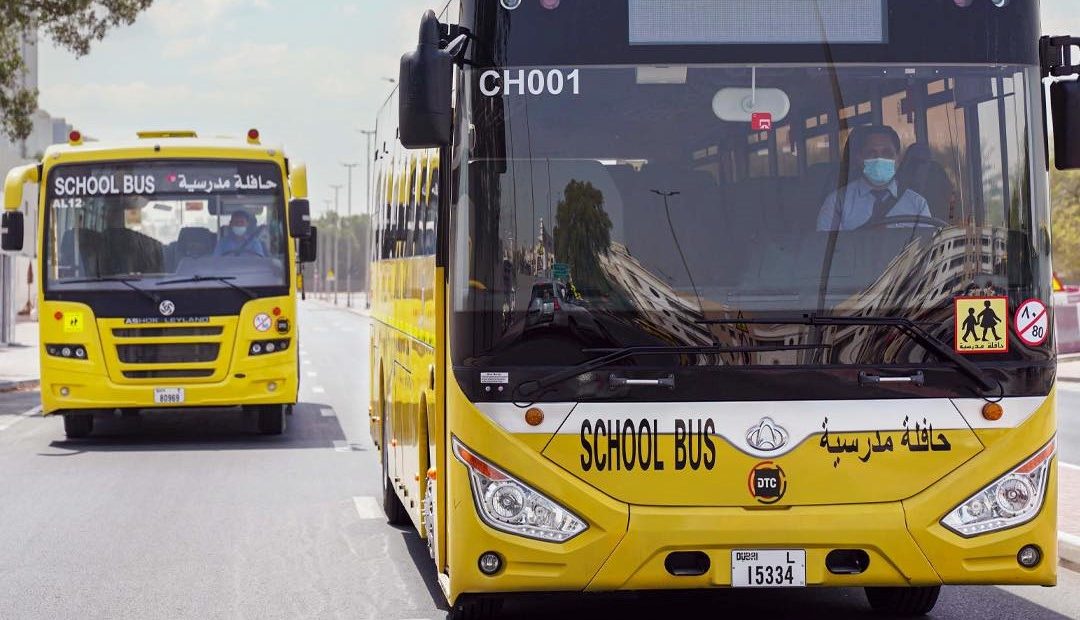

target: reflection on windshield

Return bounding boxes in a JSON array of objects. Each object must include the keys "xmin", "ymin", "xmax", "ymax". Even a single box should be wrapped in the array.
[
  {"xmin": 447, "ymin": 64, "xmax": 1045, "ymax": 367},
  {"xmin": 46, "ymin": 161, "xmax": 287, "ymax": 290}
]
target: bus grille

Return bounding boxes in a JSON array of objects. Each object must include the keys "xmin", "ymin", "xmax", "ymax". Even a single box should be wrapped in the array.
[
  {"xmin": 113, "ymin": 326, "xmax": 223, "ymax": 338},
  {"xmin": 116, "ymin": 343, "xmax": 220, "ymax": 364},
  {"xmin": 123, "ymin": 369, "xmax": 216, "ymax": 379}
]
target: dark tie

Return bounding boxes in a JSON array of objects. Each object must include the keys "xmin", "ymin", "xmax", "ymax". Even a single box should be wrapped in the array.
[{"xmin": 867, "ymin": 189, "xmax": 897, "ymax": 226}]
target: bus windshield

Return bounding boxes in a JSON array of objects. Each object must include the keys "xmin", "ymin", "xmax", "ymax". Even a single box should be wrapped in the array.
[
  {"xmin": 452, "ymin": 64, "xmax": 1049, "ymax": 370},
  {"xmin": 45, "ymin": 160, "xmax": 288, "ymax": 291}
]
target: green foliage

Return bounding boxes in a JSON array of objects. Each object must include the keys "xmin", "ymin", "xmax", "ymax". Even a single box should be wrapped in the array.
[
  {"xmin": 1051, "ymin": 167, "xmax": 1080, "ymax": 281},
  {"xmin": 0, "ymin": 0, "xmax": 153, "ymax": 140},
  {"xmin": 553, "ymin": 179, "xmax": 613, "ymax": 295}
]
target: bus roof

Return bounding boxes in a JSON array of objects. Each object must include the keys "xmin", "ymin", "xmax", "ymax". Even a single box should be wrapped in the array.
[{"xmin": 42, "ymin": 132, "xmax": 285, "ymax": 163}]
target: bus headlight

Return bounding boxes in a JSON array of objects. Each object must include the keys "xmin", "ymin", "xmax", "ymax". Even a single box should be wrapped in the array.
[
  {"xmin": 941, "ymin": 439, "xmax": 1055, "ymax": 537},
  {"xmin": 452, "ymin": 437, "xmax": 587, "ymax": 543}
]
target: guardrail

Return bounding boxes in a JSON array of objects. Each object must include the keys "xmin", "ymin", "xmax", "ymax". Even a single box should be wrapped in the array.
[{"xmin": 1056, "ymin": 291, "xmax": 1080, "ymax": 354}]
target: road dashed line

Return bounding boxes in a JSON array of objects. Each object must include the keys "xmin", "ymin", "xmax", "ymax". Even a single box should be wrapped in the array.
[
  {"xmin": 352, "ymin": 496, "xmax": 382, "ymax": 519},
  {"xmin": 311, "ymin": 386, "xmax": 326, "ymax": 394}
]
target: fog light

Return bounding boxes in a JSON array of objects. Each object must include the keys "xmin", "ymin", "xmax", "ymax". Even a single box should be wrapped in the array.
[
  {"xmin": 74, "ymin": 347, "xmax": 86, "ymax": 359},
  {"xmin": 478, "ymin": 551, "xmax": 502, "ymax": 575},
  {"xmin": 266, "ymin": 342, "xmax": 276, "ymax": 353},
  {"xmin": 1017, "ymin": 545, "xmax": 1041, "ymax": 568},
  {"xmin": 267, "ymin": 381, "xmax": 278, "ymax": 392},
  {"xmin": 59, "ymin": 387, "xmax": 70, "ymax": 397},
  {"xmin": 61, "ymin": 347, "xmax": 72, "ymax": 357},
  {"xmin": 252, "ymin": 343, "xmax": 262, "ymax": 354}
]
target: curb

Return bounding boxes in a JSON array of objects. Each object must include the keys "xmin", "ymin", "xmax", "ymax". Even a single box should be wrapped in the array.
[
  {"xmin": 0, "ymin": 379, "xmax": 40, "ymax": 394},
  {"xmin": 1061, "ymin": 377, "xmax": 1080, "ymax": 384},
  {"xmin": 1060, "ymin": 532, "xmax": 1080, "ymax": 571}
]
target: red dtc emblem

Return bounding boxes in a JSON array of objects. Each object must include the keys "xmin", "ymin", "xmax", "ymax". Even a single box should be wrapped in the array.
[{"xmin": 751, "ymin": 112, "xmax": 773, "ymax": 131}]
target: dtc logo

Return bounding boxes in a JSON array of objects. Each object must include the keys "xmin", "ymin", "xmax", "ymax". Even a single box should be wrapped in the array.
[{"xmin": 748, "ymin": 461, "xmax": 787, "ymax": 504}]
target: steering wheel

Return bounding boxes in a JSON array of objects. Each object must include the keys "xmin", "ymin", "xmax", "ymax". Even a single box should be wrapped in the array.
[
  {"xmin": 861, "ymin": 214, "xmax": 949, "ymax": 230},
  {"xmin": 225, "ymin": 247, "xmax": 262, "ymax": 257}
]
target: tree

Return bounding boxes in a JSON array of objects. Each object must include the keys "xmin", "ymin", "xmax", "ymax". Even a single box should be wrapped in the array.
[
  {"xmin": 0, "ymin": 1, "xmax": 153, "ymax": 140},
  {"xmin": 553, "ymin": 179, "xmax": 612, "ymax": 295},
  {"xmin": 1051, "ymin": 167, "xmax": 1080, "ymax": 281}
]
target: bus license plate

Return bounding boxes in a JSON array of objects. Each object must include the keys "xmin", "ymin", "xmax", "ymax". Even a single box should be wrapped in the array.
[
  {"xmin": 731, "ymin": 550, "xmax": 806, "ymax": 587},
  {"xmin": 154, "ymin": 388, "xmax": 185, "ymax": 404}
]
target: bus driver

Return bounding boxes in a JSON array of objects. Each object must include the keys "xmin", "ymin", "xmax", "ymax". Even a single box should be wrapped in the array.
[{"xmin": 816, "ymin": 125, "xmax": 932, "ymax": 232}]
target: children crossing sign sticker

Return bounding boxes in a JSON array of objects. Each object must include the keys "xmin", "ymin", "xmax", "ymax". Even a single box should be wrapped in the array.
[
  {"xmin": 1014, "ymin": 299, "xmax": 1049, "ymax": 347},
  {"xmin": 954, "ymin": 297, "xmax": 1008, "ymax": 354}
]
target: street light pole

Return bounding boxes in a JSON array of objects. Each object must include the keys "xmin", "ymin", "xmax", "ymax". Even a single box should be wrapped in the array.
[
  {"xmin": 358, "ymin": 128, "xmax": 376, "ymax": 307},
  {"xmin": 342, "ymin": 162, "xmax": 361, "ymax": 308},
  {"xmin": 322, "ymin": 199, "xmax": 333, "ymax": 297},
  {"xmin": 330, "ymin": 184, "xmax": 344, "ymax": 305}
]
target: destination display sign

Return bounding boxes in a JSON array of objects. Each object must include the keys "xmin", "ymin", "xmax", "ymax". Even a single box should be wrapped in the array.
[
  {"xmin": 49, "ymin": 161, "xmax": 283, "ymax": 199},
  {"xmin": 628, "ymin": 0, "xmax": 887, "ymax": 46}
]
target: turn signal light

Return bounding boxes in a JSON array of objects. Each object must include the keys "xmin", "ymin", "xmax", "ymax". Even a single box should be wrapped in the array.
[
  {"xmin": 982, "ymin": 402, "xmax": 1004, "ymax": 421},
  {"xmin": 525, "ymin": 407, "xmax": 544, "ymax": 426}
]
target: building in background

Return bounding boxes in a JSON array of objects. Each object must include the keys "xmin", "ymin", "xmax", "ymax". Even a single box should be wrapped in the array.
[{"xmin": 0, "ymin": 31, "xmax": 74, "ymax": 344}]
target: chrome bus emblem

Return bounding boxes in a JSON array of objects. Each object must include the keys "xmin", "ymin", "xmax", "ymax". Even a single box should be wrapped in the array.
[
  {"xmin": 159, "ymin": 300, "xmax": 176, "ymax": 316},
  {"xmin": 746, "ymin": 417, "xmax": 788, "ymax": 452}
]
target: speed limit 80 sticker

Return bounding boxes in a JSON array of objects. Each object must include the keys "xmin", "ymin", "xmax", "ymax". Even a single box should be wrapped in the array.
[{"xmin": 1014, "ymin": 299, "xmax": 1049, "ymax": 347}]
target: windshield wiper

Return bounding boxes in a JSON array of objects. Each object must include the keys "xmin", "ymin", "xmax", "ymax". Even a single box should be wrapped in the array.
[
  {"xmin": 697, "ymin": 314, "xmax": 999, "ymax": 394},
  {"xmin": 515, "ymin": 343, "xmax": 830, "ymax": 400},
  {"xmin": 60, "ymin": 275, "xmax": 160, "ymax": 305},
  {"xmin": 156, "ymin": 275, "xmax": 257, "ymax": 300}
]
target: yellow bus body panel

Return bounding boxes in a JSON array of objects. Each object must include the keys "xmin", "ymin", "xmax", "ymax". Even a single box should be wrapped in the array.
[{"xmin": 438, "ymin": 385, "xmax": 1056, "ymax": 601}]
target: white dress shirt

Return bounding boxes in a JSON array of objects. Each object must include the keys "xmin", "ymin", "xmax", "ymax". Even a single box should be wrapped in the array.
[{"xmin": 816, "ymin": 178, "xmax": 932, "ymax": 232}]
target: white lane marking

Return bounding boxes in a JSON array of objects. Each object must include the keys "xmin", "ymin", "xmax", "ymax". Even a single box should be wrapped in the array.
[
  {"xmin": 353, "ymin": 496, "xmax": 383, "ymax": 519},
  {"xmin": 0, "ymin": 405, "xmax": 42, "ymax": 432},
  {"xmin": 302, "ymin": 360, "xmax": 312, "ymax": 365},
  {"xmin": 311, "ymin": 386, "xmax": 326, "ymax": 394},
  {"xmin": 1061, "ymin": 461, "xmax": 1080, "ymax": 471},
  {"xmin": 320, "ymin": 408, "xmax": 336, "ymax": 418},
  {"xmin": 306, "ymin": 371, "xmax": 318, "ymax": 377}
]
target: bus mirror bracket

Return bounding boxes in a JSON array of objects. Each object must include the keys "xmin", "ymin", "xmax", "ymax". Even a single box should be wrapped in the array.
[
  {"xmin": 298, "ymin": 226, "xmax": 317, "ymax": 264},
  {"xmin": 4, "ymin": 163, "xmax": 39, "ymax": 211},
  {"xmin": 1, "ymin": 211, "xmax": 24, "ymax": 252},
  {"xmin": 399, "ymin": 10, "xmax": 453, "ymax": 149},
  {"xmin": 289, "ymin": 198, "xmax": 312, "ymax": 239}
]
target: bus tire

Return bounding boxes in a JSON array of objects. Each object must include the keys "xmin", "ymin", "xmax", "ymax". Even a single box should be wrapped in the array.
[
  {"xmin": 865, "ymin": 585, "xmax": 941, "ymax": 616},
  {"xmin": 450, "ymin": 595, "xmax": 502, "ymax": 620},
  {"xmin": 257, "ymin": 405, "xmax": 286, "ymax": 435},
  {"xmin": 381, "ymin": 417, "xmax": 409, "ymax": 525},
  {"xmin": 63, "ymin": 413, "xmax": 94, "ymax": 438}
]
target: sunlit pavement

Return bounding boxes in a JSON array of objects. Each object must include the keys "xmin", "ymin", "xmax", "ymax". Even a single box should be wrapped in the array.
[{"xmin": 0, "ymin": 302, "xmax": 1077, "ymax": 619}]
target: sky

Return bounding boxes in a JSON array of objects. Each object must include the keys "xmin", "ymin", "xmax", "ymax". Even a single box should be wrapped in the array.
[{"xmin": 37, "ymin": 0, "xmax": 1080, "ymax": 217}]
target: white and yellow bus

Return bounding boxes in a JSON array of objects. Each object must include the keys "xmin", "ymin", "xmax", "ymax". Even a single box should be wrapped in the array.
[
  {"xmin": 0, "ymin": 129, "xmax": 317, "ymax": 437},
  {"xmin": 369, "ymin": 2, "xmax": 1080, "ymax": 618}
]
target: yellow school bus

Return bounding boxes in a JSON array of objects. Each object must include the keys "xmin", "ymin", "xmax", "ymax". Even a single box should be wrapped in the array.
[
  {"xmin": 371, "ymin": 2, "xmax": 1079, "ymax": 618},
  {"xmin": 0, "ymin": 129, "xmax": 317, "ymax": 437}
]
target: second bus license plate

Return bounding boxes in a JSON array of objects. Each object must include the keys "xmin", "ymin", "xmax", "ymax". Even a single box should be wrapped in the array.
[
  {"xmin": 154, "ymin": 388, "xmax": 185, "ymax": 404},
  {"xmin": 731, "ymin": 550, "xmax": 806, "ymax": 587}
]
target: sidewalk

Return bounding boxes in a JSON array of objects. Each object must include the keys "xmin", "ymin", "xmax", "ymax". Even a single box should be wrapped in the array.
[{"xmin": 0, "ymin": 321, "xmax": 39, "ymax": 392}]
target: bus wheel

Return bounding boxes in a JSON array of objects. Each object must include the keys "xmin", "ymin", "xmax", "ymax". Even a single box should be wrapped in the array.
[
  {"xmin": 865, "ymin": 586, "xmax": 941, "ymax": 616},
  {"xmin": 257, "ymin": 405, "xmax": 286, "ymax": 435},
  {"xmin": 381, "ymin": 420, "xmax": 409, "ymax": 525},
  {"xmin": 63, "ymin": 413, "xmax": 94, "ymax": 438},
  {"xmin": 450, "ymin": 595, "xmax": 502, "ymax": 620}
]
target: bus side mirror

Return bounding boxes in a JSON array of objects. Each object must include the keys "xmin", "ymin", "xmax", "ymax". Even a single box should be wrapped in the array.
[
  {"xmin": 1, "ymin": 211, "xmax": 24, "ymax": 252},
  {"xmin": 289, "ymin": 198, "xmax": 311, "ymax": 238},
  {"xmin": 399, "ymin": 10, "xmax": 452, "ymax": 149},
  {"xmin": 1051, "ymin": 80, "xmax": 1080, "ymax": 170},
  {"xmin": 298, "ymin": 226, "xmax": 317, "ymax": 263}
]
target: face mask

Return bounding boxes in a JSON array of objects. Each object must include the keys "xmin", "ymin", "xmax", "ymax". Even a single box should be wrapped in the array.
[
  {"xmin": 231, "ymin": 226, "xmax": 248, "ymax": 237},
  {"xmin": 863, "ymin": 158, "xmax": 897, "ymax": 186}
]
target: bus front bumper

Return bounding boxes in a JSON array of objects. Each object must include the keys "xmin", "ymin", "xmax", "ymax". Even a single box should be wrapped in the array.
[
  {"xmin": 447, "ymin": 453, "xmax": 1057, "ymax": 599},
  {"xmin": 40, "ymin": 364, "xmax": 296, "ymax": 414}
]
